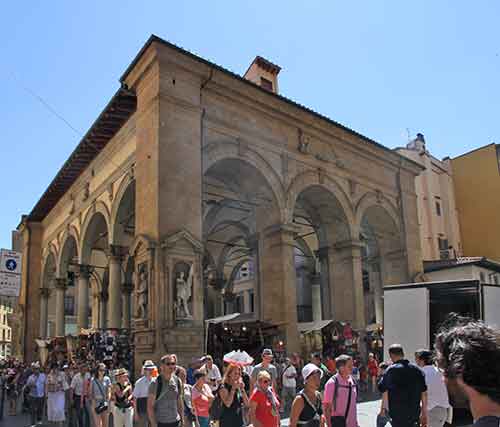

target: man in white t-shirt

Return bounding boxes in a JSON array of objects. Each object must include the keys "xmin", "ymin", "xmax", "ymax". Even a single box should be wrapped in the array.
[
  {"xmin": 281, "ymin": 356, "xmax": 297, "ymax": 417},
  {"xmin": 134, "ymin": 360, "xmax": 157, "ymax": 427},
  {"xmin": 201, "ymin": 355, "xmax": 222, "ymax": 392},
  {"xmin": 415, "ymin": 349, "xmax": 451, "ymax": 427}
]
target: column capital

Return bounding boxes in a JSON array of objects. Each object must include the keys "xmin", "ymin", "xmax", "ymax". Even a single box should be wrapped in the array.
[
  {"xmin": 333, "ymin": 239, "xmax": 364, "ymax": 251},
  {"xmin": 39, "ymin": 287, "xmax": 51, "ymax": 299},
  {"xmin": 54, "ymin": 278, "xmax": 67, "ymax": 290},
  {"xmin": 76, "ymin": 264, "xmax": 93, "ymax": 279},
  {"xmin": 107, "ymin": 244, "xmax": 127, "ymax": 261},
  {"xmin": 262, "ymin": 223, "xmax": 301, "ymax": 238},
  {"xmin": 121, "ymin": 282, "xmax": 134, "ymax": 294}
]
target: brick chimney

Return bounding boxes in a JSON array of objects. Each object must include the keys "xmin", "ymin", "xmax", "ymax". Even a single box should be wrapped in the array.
[{"xmin": 243, "ymin": 56, "xmax": 281, "ymax": 94}]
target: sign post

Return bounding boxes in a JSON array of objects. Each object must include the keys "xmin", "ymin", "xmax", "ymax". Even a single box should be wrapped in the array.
[{"xmin": 0, "ymin": 249, "xmax": 22, "ymax": 297}]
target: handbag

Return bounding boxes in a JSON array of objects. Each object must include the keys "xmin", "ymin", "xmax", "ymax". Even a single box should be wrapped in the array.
[
  {"xmin": 331, "ymin": 376, "xmax": 352, "ymax": 427},
  {"xmin": 93, "ymin": 379, "xmax": 109, "ymax": 414}
]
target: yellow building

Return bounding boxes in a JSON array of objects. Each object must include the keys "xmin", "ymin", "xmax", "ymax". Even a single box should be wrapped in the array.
[{"xmin": 452, "ymin": 143, "xmax": 500, "ymax": 262}]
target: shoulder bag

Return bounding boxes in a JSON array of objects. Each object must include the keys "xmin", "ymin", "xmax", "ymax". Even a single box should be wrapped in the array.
[
  {"xmin": 94, "ymin": 378, "xmax": 109, "ymax": 415},
  {"xmin": 331, "ymin": 376, "xmax": 352, "ymax": 427}
]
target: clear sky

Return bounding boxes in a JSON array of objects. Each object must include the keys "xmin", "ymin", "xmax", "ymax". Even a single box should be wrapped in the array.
[{"xmin": 1, "ymin": 1, "xmax": 499, "ymax": 250}]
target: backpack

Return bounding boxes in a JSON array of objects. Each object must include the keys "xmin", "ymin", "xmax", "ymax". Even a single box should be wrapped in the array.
[{"xmin": 155, "ymin": 375, "xmax": 182, "ymax": 402}]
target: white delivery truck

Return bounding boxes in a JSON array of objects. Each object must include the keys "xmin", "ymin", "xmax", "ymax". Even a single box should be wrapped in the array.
[
  {"xmin": 383, "ymin": 279, "xmax": 500, "ymax": 412},
  {"xmin": 384, "ymin": 279, "xmax": 500, "ymax": 362}
]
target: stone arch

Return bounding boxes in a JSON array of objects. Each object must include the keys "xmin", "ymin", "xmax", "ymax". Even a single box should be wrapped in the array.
[
  {"xmin": 286, "ymin": 170, "xmax": 355, "ymax": 232},
  {"xmin": 79, "ymin": 201, "xmax": 111, "ymax": 259},
  {"xmin": 110, "ymin": 177, "xmax": 136, "ymax": 245},
  {"xmin": 41, "ymin": 249, "xmax": 58, "ymax": 289},
  {"xmin": 355, "ymin": 191, "xmax": 401, "ymax": 234},
  {"xmin": 80, "ymin": 210, "xmax": 111, "ymax": 265},
  {"xmin": 58, "ymin": 233, "xmax": 79, "ymax": 278},
  {"xmin": 203, "ymin": 140, "xmax": 286, "ymax": 221},
  {"xmin": 56, "ymin": 227, "xmax": 80, "ymax": 276}
]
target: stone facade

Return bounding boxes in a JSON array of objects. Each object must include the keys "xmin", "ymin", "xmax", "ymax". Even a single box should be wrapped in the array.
[{"xmin": 18, "ymin": 36, "xmax": 423, "ymax": 367}]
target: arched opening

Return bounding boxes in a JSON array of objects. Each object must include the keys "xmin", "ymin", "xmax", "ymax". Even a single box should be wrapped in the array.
[
  {"xmin": 55, "ymin": 236, "xmax": 79, "ymax": 335},
  {"xmin": 81, "ymin": 212, "xmax": 110, "ymax": 329},
  {"xmin": 292, "ymin": 185, "xmax": 351, "ymax": 322},
  {"xmin": 202, "ymin": 158, "xmax": 280, "ymax": 320},
  {"xmin": 360, "ymin": 204, "xmax": 401, "ymax": 325}
]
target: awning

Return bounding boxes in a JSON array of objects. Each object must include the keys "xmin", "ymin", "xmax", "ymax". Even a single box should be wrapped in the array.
[
  {"xmin": 205, "ymin": 313, "xmax": 241, "ymax": 325},
  {"xmin": 298, "ymin": 320, "xmax": 334, "ymax": 334}
]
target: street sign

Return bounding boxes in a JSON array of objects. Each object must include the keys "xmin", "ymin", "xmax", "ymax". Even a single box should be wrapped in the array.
[
  {"xmin": 0, "ymin": 272, "xmax": 21, "ymax": 297},
  {"xmin": 0, "ymin": 249, "xmax": 22, "ymax": 275},
  {"xmin": 0, "ymin": 249, "xmax": 22, "ymax": 297}
]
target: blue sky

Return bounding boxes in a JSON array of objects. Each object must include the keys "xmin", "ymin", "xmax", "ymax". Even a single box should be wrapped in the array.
[{"xmin": 1, "ymin": 1, "xmax": 499, "ymax": 249}]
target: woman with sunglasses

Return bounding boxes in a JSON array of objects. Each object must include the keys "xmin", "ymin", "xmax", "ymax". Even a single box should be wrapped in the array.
[
  {"xmin": 289, "ymin": 363, "xmax": 325, "ymax": 427},
  {"xmin": 219, "ymin": 364, "xmax": 249, "ymax": 427},
  {"xmin": 90, "ymin": 363, "xmax": 111, "ymax": 427},
  {"xmin": 249, "ymin": 370, "xmax": 280, "ymax": 427}
]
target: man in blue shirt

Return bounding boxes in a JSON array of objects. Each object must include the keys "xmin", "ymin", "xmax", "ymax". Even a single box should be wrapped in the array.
[{"xmin": 378, "ymin": 344, "xmax": 428, "ymax": 427}]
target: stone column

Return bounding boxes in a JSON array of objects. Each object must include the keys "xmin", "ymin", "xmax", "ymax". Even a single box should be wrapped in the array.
[
  {"xmin": 91, "ymin": 292, "xmax": 100, "ymax": 329},
  {"xmin": 39, "ymin": 287, "xmax": 51, "ymax": 338},
  {"xmin": 54, "ymin": 278, "xmax": 67, "ymax": 336},
  {"xmin": 311, "ymin": 277, "xmax": 322, "ymax": 322},
  {"xmin": 371, "ymin": 264, "xmax": 384, "ymax": 324},
  {"xmin": 77, "ymin": 265, "xmax": 92, "ymax": 330},
  {"xmin": 329, "ymin": 240, "xmax": 366, "ymax": 329},
  {"xmin": 121, "ymin": 283, "xmax": 134, "ymax": 329},
  {"xmin": 260, "ymin": 224, "xmax": 300, "ymax": 353},
  {"xmin": 316, "ymin": 247, "xmax": 331, "ymax": 319},
  {"xmin": 99, "ymin": 291, "xmax": 108, "ymax": 329},
  {"xmin": 243, "ymin": 290, "xmax": 252, "ymax": 314},
  {"xmin": 107, "ymin": 246, "xmax": 123, "ymax": 329}
]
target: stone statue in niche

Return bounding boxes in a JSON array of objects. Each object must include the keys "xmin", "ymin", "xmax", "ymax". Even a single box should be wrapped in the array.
[
  {"xmin": 135, "ymin": 264, "xmax": 148, "ymax": 319},
  {"xmin": 175, "ymin": 263, "xmax": 193, "ymax": 319}
]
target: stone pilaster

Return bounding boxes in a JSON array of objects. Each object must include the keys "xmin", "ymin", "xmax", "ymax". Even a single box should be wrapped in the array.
[
  {"xmin": 260, "ymin": 224, "xmax": 300, "ymax": 354},
  {"xmin": 329, "ymin": 240, "xmax": 366, "ymax": 329},
  {"xmin": 39, "ymin": 287, "xmax": 51, "ymax": 338},
  {"xmin": 121, "ymin": 282, "xmax": 134, "ymax": 329}
]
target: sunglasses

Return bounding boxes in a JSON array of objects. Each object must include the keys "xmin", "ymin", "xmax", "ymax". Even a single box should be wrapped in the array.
[
  {"xmin": 261, "ymin": 379, "xmax": 270, "ymax": 384},
  {"xmin": 164, "ymin": 362, "xmax": 176, "ymax": 366}
]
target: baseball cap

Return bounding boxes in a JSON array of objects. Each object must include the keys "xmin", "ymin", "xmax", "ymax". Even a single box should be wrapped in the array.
[{"xmin": 262, "ymin": 348, "xmax": 273, "ymax": 356}]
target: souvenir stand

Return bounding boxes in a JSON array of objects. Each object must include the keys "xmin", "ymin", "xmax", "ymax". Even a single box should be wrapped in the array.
[
  {"xmin": 365, "ymin": 324, "xmax": 384, "ymax": 362},
  {"xmin": 205, "ymin": 313, "xmax": 282, "ymax": 366},
  {"xmin": 299, "ymin": 320, "xmax": 361, "ymax": 360}
]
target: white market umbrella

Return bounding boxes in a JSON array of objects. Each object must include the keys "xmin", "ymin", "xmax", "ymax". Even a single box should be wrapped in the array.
[{"xmin": 223, "ymin": 350, "xmax": 254, "ymax": 366}]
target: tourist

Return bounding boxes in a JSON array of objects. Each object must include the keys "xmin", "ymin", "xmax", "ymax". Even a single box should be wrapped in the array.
[
  {"xmin": 70, "ymin": 363, "xmax": 90, "ymax": 427},
  {"xmin": 311, "ymin": 353, "xmax": 330, "ymax": 391},
  {"xmin": 368, "ymin": 353, "xmax": 379, "ymax": 393},
  {"xmin": 378, "ymin": 344, "xmax": 428, "ymax": 427},
  {"xmin": 5, "ymin": 368, "xmax": 19, "ymax": 416},
  {"xmin": 434, "ymin": 314, "xmax": 500, "ymax": 427},
  {"xmin": 219, "ymin": 364, "xmax": 249, "ymax": 427},
  {"xmin": 377, "ymin": 362, "xmax": 391, "ymax": 427},
  {"xmin": 201, "ymin": 355, "xmax": 222, "ymax": 393},
  {"xmin": 90, "ymin": 363, "xmax": 112, "ymax": 427},
  {"xmin": 251, "ymin": 349, "xmax": 278, "ymax": 391},
  {"xmin": 133, "ymin": 360, "xmax": 156, "ymax": 427},
  {"xmin": 289, "ymin": 363, "xmax": 324, "ymax": 427},
  {"xmin": 46, "ymin": 363, "xmax": 69, "ymax": 426},
  {"xmin": 192, "ymin": 369, "xmax": 214, "ymax": 427},
  {"xmin": 281, "ymin": 357, "xmax": 297, "ymax": 417},
  {"xmin": 415, "ymin": 349, "xmax": 451, "ymax": 427},
  {"xmin": 325, "ymin": 355, "xmax": 336, "ymax": 376},
  {"xmin": 26, "ymin": 362, "xmax": 46, "ymax": 426},
  {"xmin": 147, "ymin": 354, "xmax": 184, "ymax": 427},
  {"xmin": 249, "ymin": 370, "xmax": 280, "ymax": 427},
  {"xmin": 112, "ymin": 368, "xmax": 134, "ymax": 427},
  {"xmin": 323, "ymin": 355, "xmax": 358, "ymax": 427}
]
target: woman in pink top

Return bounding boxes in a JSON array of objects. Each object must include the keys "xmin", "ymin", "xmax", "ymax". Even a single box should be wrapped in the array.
[
  {"xmin": 323, "ymin": 355, "xmax": 358, "ymax": 427},
  {"xmin": 191, "ymin": 370, "xmax": 214, "ymax": 427}
]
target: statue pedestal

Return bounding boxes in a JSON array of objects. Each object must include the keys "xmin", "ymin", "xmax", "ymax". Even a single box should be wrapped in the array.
[{"xmin": 162, "ymin": 324, "xmax": 204, "ymax": 366}]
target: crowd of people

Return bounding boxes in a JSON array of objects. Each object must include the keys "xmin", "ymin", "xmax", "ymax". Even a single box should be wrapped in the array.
[{"xmin": 0, "ymin": 313, "xmax": 498, "ymax": 427}]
